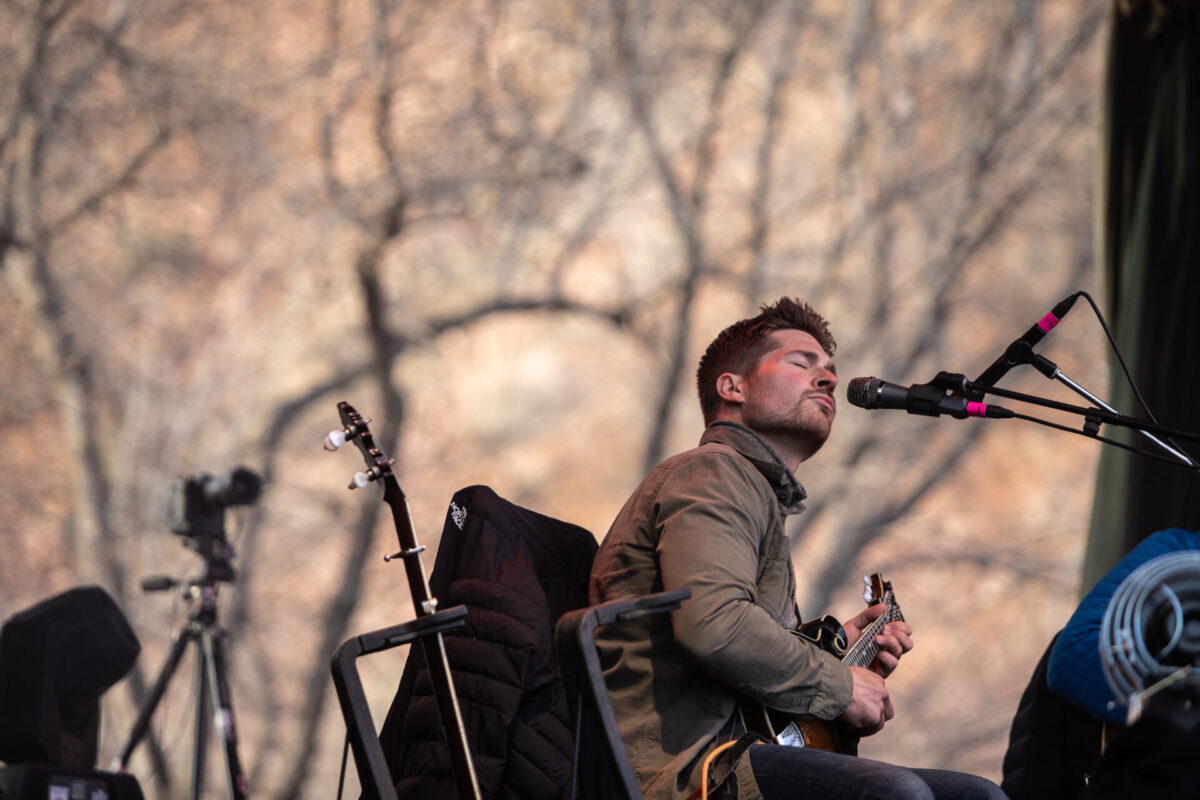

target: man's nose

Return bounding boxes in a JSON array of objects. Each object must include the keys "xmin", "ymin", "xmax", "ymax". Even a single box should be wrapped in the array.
[{"xmin": 817, "ymin": 369, "xmax": 838, "ymax": 390}]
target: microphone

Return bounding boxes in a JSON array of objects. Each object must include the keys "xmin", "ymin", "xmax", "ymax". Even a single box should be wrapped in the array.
[
  {"xmin": 847, "ymin": 376, "xmax": 1013, "ymax": 419},
  {"xmin": 972, "ymin": 293, "xmax": 1080, "ymax": 392}
]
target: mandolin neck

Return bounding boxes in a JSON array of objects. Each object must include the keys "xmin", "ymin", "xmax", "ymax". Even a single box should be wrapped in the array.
[{"xmin": 842, "ymin": 591, "xmax": 902, "ymax": 668}]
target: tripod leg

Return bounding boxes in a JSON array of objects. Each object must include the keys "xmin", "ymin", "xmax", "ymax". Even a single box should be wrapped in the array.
[
  {"xmin": 117, "ymin": 626, "xmax": 194, "ymax": 769},
  {"xmin": 193, "ymin": 644, "xmax": 209, "ymax": 800},
  {"xmin": 202, "ymin": 626, "xmax": 248, "ymax": 800}
]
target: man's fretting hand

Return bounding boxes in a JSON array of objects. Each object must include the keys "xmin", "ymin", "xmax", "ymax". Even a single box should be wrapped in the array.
[
  {"xmin": 839, "ymin": 666, "xmax": 894, "ymax": 735},
  {"xmin": 843, "ymin": 603, "xmax": 914, "ymax": 678}
]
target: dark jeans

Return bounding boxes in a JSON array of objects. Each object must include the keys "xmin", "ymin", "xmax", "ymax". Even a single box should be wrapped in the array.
[{"xmin": 748, "ymin": 744, "xmax": 1008, "ymax": 800}]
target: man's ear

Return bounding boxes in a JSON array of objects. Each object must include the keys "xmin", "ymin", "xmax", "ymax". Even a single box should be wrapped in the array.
[{"xmin": 715, "ymin": 373, "xmax": 745, "ymax": 405}]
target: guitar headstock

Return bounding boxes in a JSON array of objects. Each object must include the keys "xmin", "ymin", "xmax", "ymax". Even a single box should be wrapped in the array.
[{"xmin": 325, "ymin": 401, "xmax": 397, "ymax": 493}]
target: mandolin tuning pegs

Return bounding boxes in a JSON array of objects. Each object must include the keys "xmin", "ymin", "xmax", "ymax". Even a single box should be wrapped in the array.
[{"xmin": 323, "ymin": 429, "xmax": 347, "ymax": 451}]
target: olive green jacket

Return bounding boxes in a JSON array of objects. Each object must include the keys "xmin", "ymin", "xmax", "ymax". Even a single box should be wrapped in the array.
[{"xmin": 588, "ymin": 422, "xmax": 853, "ymax": 800}]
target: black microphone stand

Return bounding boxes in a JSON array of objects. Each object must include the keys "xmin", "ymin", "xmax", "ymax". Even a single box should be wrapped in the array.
[
  {"xmin": 935, "ymin": 369, "xmax": 1200, "ymax": 460},
  {"xmin": 1004, "ymin": 343, "xmax": 1197, "ymax": 467},
  {"xmin": 951, "ymin": 289, "xmax": 1198, "ymax": 468}
]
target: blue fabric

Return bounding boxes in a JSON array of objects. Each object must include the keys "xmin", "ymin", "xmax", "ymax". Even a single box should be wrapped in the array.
[
  {"xmin": 748, "ymin": 744, "xmax": 1007, "ymax": 799},
  {"xmin": 1046, "ymin": 528, "xmax": 1200, "ymax": 724}
]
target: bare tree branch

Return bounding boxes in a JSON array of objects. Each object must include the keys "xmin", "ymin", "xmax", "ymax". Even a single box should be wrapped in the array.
[
  {"xmin": 278, "ymin": 196, "xmax": 409, "ymax": 797},
  {"xmin": 48, "ymin": 125, "xmax": 171, "ymax": 235}
]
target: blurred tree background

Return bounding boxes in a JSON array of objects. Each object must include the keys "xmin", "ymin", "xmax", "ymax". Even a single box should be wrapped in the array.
[{"xmin": 2, "ymin": 0, "xmax": 1114, "ymax": 796}]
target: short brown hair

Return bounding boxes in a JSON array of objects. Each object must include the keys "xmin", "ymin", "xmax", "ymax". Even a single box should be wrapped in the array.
[{"xmin": 696, "ymin": 297, "xmax": 836, "ymax": 425}]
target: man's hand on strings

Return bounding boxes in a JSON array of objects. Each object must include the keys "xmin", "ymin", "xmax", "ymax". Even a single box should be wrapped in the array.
[
  {"xmin": 843, "ymin": 604, "xmax": 914, "ymax": 679},
  {"xmin": 840, "ymin": 666, "xmax": 894, "ymax": 736}
]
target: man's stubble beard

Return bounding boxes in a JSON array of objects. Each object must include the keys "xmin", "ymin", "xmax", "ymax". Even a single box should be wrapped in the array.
[{"xmin": 742, "ymin": 397, "xmax": 833, "ymax": 461}]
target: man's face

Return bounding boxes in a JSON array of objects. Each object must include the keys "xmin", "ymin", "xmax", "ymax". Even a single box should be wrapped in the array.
[{"xmin": 736, "ymin": 329, "xmax": 838, "ymax": 457}]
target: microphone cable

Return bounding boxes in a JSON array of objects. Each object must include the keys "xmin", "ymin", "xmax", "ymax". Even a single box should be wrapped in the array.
[{"xmin": 1071, "ymin": 291, "xmax": 1197, "ymax": 467}]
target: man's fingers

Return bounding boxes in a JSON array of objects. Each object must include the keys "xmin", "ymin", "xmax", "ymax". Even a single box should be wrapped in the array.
[
  {"xmin": 874, "ymin": 622, "xmax": 913, "ymax": 664},
  {"xmin": 883, "ymin": 622, "xmax": 914, "ymax": 651}
]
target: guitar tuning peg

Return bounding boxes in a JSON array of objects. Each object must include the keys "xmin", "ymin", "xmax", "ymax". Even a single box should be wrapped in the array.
[{"xmin": 349, "ymin": 471, "xmax": 372, "ymax": 490}]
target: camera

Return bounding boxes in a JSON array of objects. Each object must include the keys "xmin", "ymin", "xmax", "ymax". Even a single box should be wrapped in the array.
[
  {"xmin": 169, "ymin": 467, "xmax": 262, "ymax": 539},
  {"xmin": 167, "ymin": 467, "xmax": 261, "ymax": 584}
]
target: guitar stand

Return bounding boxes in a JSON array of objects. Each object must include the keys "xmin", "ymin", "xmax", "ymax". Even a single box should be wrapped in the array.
[{"xmin": 115, "ymin": 578, "xmax": 248, "ymax": 800}]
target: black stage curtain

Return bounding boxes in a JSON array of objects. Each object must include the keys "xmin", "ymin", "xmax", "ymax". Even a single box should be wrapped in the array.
[{"xmin": 1084, "ymin": 0, "xmax": 1200, "ymax": 592}]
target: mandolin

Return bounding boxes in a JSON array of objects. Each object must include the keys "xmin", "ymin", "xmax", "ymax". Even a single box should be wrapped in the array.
[{"xmin": 741, "ymin": 573, "xmax": 904, "ymax": 753}]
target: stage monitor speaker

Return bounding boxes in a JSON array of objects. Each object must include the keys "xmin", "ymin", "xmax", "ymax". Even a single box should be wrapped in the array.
[
  {"xmin": 0, "ymin": 762, "xmax": 144, "ymax": 800},
  {"xmin": 0, "ymin": 585, "xmax": 141, "ymax": 769}
]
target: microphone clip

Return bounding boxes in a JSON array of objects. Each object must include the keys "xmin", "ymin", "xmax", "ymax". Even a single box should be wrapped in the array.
[
  {"xmin": 904, "ymin": 383, "xmax": 959, "ymax": 418},
  {"xmin": 931, "ymin": 371, "xmax": 970, "ymax": 394}
]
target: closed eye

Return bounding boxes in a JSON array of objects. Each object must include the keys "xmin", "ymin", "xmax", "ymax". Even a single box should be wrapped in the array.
[{"xmin": 787, "ymin": 350, "xmax": 835, "ymax": 375}]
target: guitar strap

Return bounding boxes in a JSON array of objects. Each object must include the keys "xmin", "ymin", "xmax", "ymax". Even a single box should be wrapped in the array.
[{"xmin": 686, "ymin": 732, "xmax": 767, "ymax": 800}]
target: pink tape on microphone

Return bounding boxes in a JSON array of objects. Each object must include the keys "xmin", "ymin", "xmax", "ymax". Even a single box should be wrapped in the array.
[
  {"xmin": 1038, "ymin": 312, "xmax": 1061, "ymax": 333},
  {"xmin": 966, "ymin": 402, "xmax": 989, "ymax": 418}
]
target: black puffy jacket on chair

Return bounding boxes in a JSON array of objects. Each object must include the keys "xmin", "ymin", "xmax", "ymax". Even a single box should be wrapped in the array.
[{"xmin": 378, "ymin": 485, "xmax": 598, "ymax": 800}]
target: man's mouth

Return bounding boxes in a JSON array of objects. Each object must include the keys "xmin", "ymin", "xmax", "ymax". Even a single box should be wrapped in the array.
[{"xmin": 807, "ymin": 393, "xmax": 836, "ymax": 413}]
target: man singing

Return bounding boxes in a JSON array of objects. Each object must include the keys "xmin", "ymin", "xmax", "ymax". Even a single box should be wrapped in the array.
[{"xmin": 589, "ymin": 297, "xmax": 1006, "ymax": 800}]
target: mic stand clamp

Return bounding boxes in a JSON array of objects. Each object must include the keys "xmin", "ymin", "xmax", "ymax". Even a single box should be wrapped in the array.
[
  {"xmin": 931, "ymin": 371, "xmax": 971, "ymax": 393},
  {"xmin": 904, "ymin": 382, "xmax": 962, "ymax": 418}
]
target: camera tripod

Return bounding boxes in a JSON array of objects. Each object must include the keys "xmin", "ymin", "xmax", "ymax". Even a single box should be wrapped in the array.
[
  {"xmin": 115, "ymin": 568, "xmax": 248, "ymax": 800},
  {"xmin": 116, "ymin": 467, "xmax": 259, "ymax": 799}
]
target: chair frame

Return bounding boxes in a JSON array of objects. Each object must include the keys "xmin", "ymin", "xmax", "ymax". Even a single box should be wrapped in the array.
[
  {"xmin": 556, "ymin": 588, "xmax": 691, "ymax": 800},
  {"xmin": 330, "ymin": 589, "xmax": 690, "ymax": 800},
  {"xmin": 330, "ymin": 606, "xmax": 470, "ymax": 800}
]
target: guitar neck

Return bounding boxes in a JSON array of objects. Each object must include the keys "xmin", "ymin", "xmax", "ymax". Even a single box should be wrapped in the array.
[{"xmin": 842, "ymin": 591, "xmax": 902, "ymax": 668}]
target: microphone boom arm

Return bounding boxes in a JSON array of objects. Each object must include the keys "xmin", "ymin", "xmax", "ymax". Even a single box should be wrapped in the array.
[
  {"xmin": 975, "ymin": 344, "xmax": 1198, "ymax": 468},
  {"xmin": 1039, "ymin": 369, "xmax": 1194, "ymax": 468},
  {"xmin": 941, "ymin": 372, "xmax": 1200, "ymax": 449}
]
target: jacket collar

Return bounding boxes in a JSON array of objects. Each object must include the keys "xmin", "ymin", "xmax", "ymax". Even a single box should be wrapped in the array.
[{"xmin": 700, "ymin": 421, "xmax": 807, "ymax": 515}]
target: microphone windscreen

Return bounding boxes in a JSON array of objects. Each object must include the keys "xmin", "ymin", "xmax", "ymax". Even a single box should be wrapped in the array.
[{"xmin": 846, "ymin": 377, "xmax": 881, "ymax": 409}]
